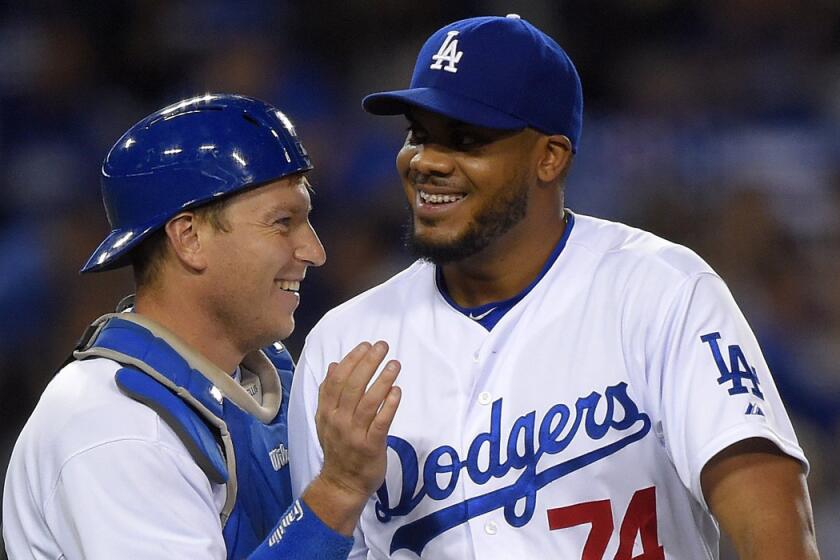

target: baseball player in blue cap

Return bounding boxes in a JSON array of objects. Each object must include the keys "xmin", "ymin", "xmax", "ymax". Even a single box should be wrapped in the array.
[
  {"xmin": 289, "ymin": 16, "xmax": 820, "ymax": 559},
  {"xmin": 3, "ymin": 94, "xmax": 402, "ymax": 559}
]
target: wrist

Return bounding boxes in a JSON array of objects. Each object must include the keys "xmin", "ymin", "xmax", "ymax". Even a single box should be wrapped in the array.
[{"xmin": 301, "ymin": 474, "xmax": 371, "ymax": 536}]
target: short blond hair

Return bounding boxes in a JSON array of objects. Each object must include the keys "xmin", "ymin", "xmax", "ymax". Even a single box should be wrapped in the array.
[{"xmin": 131, "ymin": 197, "xmax": 232, "ymax": 288}]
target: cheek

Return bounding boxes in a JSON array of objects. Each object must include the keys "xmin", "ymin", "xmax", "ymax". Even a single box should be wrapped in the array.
[
  {"xmin": 462, "ymin": 154, "xmax": 521, "ymax": 191},
  {"xmin": 397, "ymin": 147, "xmax": 416, "ymax": 201},
  {"xmin": 458, "ymin": 159, "xmax": 494, "ymax": 193},
  {"xmin": 213, "ymin": 236, "xmax": 275, "ymax": 280},
  {"xmin": 204, "ymin": 236, "xmax": 237, "ymax": 275},
  {"xmin": 396, "ymin": 145, "xmax": 414, "ymax": 177}
]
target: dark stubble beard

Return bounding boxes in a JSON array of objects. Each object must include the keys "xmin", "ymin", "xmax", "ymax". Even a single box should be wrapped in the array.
[{"xmin": 405, "ymin": 177, "xmax": 530, "ymax": 265}]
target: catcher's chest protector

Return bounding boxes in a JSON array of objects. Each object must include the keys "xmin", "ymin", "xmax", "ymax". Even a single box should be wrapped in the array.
[{"xmin": 74, "ymin": 315, "xmax": 295, "ymax": 560}]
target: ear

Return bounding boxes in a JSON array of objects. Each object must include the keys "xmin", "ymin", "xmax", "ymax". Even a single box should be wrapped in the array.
[
  {"xmin": 536, "ymin": 134, "xmax": 572, "ymax": 184},
  {"xmin": 163, "ymin": 212, "xmax": 208, "ymax": 272}
]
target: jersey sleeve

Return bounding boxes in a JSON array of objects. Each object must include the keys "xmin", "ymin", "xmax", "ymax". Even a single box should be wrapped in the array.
[
  {"xmin": 289, "ymin": 340, "xmax": 370, "ymax": 558},
  {"xmin": 45, "ymin": 438, "xmax": 226, "ymax": 559},
  {"xmin": 46, "ymin": 417, "xmax": 353, "ymax": 560},
  {"xmin": 650, "ymin": 272, "xmax": 808, "ymax": 510}
]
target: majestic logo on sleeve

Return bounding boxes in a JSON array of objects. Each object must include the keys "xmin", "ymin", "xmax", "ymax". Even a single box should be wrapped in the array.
[
  {"xmin": 375, "ymin": 382, "xmax": 651, "ymax": 555},
  {"xmin": 430, "ymin": 31, "xmax": 463, "ymax": 73}
]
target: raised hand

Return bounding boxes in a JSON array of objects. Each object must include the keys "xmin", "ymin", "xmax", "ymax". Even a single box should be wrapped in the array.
[{"xmin": 301, "ymin": 341, "xmax": 401, "ymax": 535}]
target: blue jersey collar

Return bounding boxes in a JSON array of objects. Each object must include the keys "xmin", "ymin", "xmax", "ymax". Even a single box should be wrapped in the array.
[{"xmin": 436, "ymin": 211, "xmax": 575, "ymax": 330}]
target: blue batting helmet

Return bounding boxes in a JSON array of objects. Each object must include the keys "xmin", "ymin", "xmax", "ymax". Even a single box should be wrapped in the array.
[{"xmin": 81, "ymin": 93, "xmax": 313, "ymax": 273}]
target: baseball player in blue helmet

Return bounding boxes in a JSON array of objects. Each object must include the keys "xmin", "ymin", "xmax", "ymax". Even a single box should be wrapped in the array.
[
  {"xmin": 289, "ymin": 16, "xmax": 819, "ymax": 559},
  {"xmin": 3, "ymin": 94, "xmax": 402, "ymax": 559}
]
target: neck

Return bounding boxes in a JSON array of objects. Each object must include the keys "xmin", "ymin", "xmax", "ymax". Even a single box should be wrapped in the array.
[
  {"xmin": 134, "ymin": 286, "xmax": 242, "ymax": 374},
  {"xmin": 440, "ymin": 209, "xmax": 566, "ymax": 307}
]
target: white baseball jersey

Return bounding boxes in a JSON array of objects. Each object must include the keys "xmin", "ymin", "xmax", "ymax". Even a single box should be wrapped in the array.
[
  {"xmin": 289, "ymin": 213, "xmax": 807, "ymax": 559},
  {"xmin": 3, "ymin": 357, "xmax": 229, "ymax": 559}
]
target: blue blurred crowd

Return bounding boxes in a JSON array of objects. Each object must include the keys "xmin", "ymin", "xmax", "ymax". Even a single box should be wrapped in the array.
[{"xmin": 1, "ymin": 1, "xmax": 838, "ymax": 556}]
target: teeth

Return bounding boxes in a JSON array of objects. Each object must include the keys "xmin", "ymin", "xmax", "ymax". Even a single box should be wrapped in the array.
[
  {"xmin": 277, "ymin": 280, "xmax": 300, "ymax": 292},
  {"xmin": 419, "ymin": 190, "xmax": 465, "ymax": 204}
]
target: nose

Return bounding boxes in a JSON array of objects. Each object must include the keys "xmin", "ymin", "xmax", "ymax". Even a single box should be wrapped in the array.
[
  {"xmin": 295, "ymin": 221, "xmax": 326, "ymax": 267},
  {"xmin": 409, "ymin": 143, "xmax": 455, "ymax": 179}
]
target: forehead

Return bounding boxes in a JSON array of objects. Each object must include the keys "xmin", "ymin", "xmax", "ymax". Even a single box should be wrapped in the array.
[
  {"xmin": 406, "ymin": 107, "xmax": 517, "ymax": 134},
  {"xmin": 231, "ymin": 174, "xmax": 312, "ymax": 211},
  {"xmin": 405, "ymin": 109, "xmax": 531, "ymax": 152}
]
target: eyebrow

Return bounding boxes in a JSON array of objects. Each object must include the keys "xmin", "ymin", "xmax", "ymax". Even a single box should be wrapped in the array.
[
  {"xmin": 405, "ymin": 114, "xmax": 472, "ymax": 130},
  {"xmin": 260, "ymin": 200, "xmax": 312, "ymax": 221}
]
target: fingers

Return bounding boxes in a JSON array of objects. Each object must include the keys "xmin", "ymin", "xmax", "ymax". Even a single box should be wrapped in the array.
[
  {"xmin": 353, "ymin": 359, "xmax": 401, "ymax": 435},
  {"xmin": 314, "ymin": 341, "xmax": 403, "ymax": 500},
  {"xmin": 336, "ymin": 341, "xmax": 390, "ymax": 413},
  {"xmin": 368, "ymin": 385, "xmax": 401, "ymax": 443},
  {"xmin": 317, "ymin": 340, "xmax": 401, "ymax": 440},
  {"xmin": 318, "ymin": 342, "xmax": 371, "ymax": 412}
]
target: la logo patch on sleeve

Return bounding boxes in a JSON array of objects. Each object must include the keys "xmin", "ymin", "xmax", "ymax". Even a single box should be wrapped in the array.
[{"xmin": 700, "ymin": 332, "xmax": 764, "ymax": 399}]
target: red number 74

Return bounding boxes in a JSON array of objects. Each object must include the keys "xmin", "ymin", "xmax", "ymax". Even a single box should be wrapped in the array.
[{"xmin": 547, "ymin": 486, "xmax": 665, "ymax": 560}]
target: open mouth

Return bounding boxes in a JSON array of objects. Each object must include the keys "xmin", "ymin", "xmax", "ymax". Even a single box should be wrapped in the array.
[
  {"xmin": 416, "ymin": 189, "xmax": 466, "ymax": 207},
  {"xmin": 275, "ymin": 280, "xmax": 300, "ymax": 292}
]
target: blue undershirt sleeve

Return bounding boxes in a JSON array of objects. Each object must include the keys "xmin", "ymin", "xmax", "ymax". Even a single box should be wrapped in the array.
[{"xmin": 247, "ymin": 498, "xmax": 353, "ymax": 560}]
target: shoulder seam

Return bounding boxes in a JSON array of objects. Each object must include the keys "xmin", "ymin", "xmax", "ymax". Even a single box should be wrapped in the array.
[
  {"xmin": 568, "ymin": 220, "xmax": 711, "ymax": 279},
  {"xmin": 45, "ymin": 435, "xmax": 199, "ymax": 513}
]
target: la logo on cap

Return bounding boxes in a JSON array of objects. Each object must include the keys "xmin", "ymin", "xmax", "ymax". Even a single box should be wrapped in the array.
[{"xmin": 430, "ymin": 30, "xmax": 463, "ymax": 73}]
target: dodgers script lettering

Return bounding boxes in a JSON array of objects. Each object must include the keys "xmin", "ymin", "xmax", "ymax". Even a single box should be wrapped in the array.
[{"xmin": 375, "ymin": 382, "xmax": 651, "ymax": 555}]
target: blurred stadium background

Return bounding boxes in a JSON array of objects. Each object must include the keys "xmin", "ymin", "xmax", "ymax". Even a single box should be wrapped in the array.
[{"xmin": 1, "ymin": 1, "xmax": 838, "ymax": 556}]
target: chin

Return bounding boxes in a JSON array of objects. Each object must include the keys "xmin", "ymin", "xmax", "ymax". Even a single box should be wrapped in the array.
[
  {"xmin": 271, "ymin": 297, "xmax": 298, "ymax": 337},
  {"xmin": 251, "ymin": 318, "xmax": 294, "ymax": 352},
  {"xmin": 411, "ymin": 222, "xmax": 463, "ymax": 248},
  {"xmin": 405, "ymin": 227, "xmax": 484, "ymax": 265},
  {"xmin": 272, "ymin": 318, "xmax": 295, "ymax": 344}
]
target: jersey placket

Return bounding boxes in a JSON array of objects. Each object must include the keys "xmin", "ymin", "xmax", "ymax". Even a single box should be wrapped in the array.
[{"xmin": 460, "ymin": 326, "xmax": 510, "ymax": 558}]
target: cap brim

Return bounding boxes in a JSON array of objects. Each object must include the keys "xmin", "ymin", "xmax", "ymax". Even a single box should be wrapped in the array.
[
  {"xmin": 80, "ymin": 223, "xmax": 159, "ymax": 274},
  {"xmin": 363, "ymin": 87, "xmax": 527, "ymax": 131}
]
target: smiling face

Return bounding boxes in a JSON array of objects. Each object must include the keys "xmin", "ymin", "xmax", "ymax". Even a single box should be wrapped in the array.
[
  {"xmin": 200, "ymin": 174, "xmax": 326, "ymax": 351},
  {"xmin": 397, "ymin": 109, "xmax": 543, "ymax": 264}
]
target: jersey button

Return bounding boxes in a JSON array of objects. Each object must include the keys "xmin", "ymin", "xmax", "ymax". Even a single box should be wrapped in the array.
[
  {"xmin": 478, "ymin": 391, "xmax": 492, "ymax": 405},
  {"xmin": 472, "ymin": 351, "xmax": 480, "ymax": 363},
  {"xmin": 484, "ymin": 521, "xmax": 498, "ymax": 535}
]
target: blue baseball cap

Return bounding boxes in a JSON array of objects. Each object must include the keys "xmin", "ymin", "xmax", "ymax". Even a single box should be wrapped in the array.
[{"xmin": 363, "ymin": 15, "xmax": 583, "ymax": 151}]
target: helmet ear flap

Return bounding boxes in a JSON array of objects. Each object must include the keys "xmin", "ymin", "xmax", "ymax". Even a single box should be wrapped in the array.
[{"xmin": 81, "ymin": 94, "xmax": 313, "ymax": 273}]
